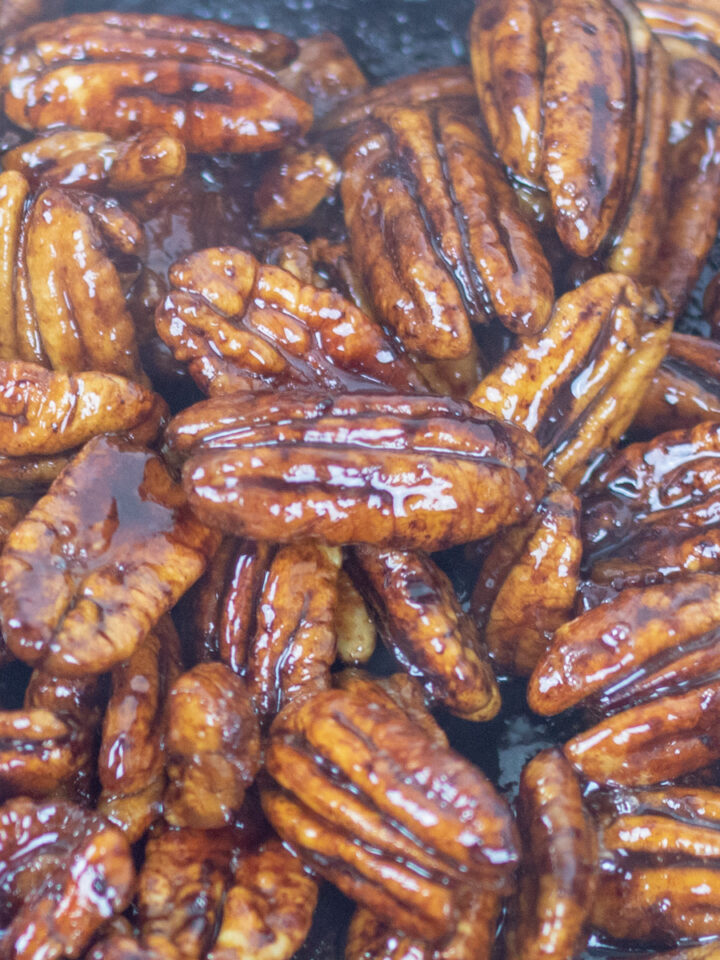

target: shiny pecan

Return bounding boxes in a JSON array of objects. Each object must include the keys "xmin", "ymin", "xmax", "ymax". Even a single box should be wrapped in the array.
[
  {"xmin": 262, "ymin": 687, "xmax": 519, "ymax": 941},
  {"xmin": 208, "ymin": 838, "xmax": 318, "ymax": 960},
  {"xmin": 0, "ymin": 13, "xmax": 313, "ymax": 154},
  {"xmin": 164, "ymin": 662, "xmax": 261, "ymax": 829},
  {"xmin": 0, "ymin": 707, "xmax": 91, "ymax": 800},
  {"xmin": 0, "ymin": 434, "xmax": 219, "ymax": 675},
  {"xmin": 98, "ymin": 616, "xmax": 182, "ymax": 842},
  {"xmin": 254, "ymin": 147, "xmax": 340, "ymax": 230},
  {"xmin": 637, "ymin": 0, "xmax": 720, "ymax": 51},
  {"xmin": 169, "ymin": 390, "xmax": 547, "ymax": 551},
  {"xmin": 155, "ymin": 247, "xmax": 423, "ymax": 397},
  {"xmin": 504, "ymin": 749, "xmax": 596, "ymax": 960},
  {"xmin": 335, "ymin": 568, "xmax": 376, "ymax": 665},
  {"xmin": 0, "ymin": 797, "xmax": 134, "ymax": 960},
  {"xmin": 591, "ymin": 785, "xmax": 720, "ymax": 944},
  {"xmin": 276, "ymin": 32, "xmax": 368, "ymax": 119},
  {"xmin": 529, "ymin": 574, "xmax": 720, "ymax": 785},
  {"xmin": 471, "ymin": 483, "xmax": 581, "ymax": 677},
  {"xmin": 471, "ymin": 273, "xmax": 671, "ymax": 488},
  {"xmin": 582, "ymin": 420, "xmax": 720, "ymax": 585},
  {"xmin": 347, "ymin": 545, "xmax": 500, "ymax": 720},
  {"xmin": 341, "ymin": 102, "xmax": 554, "ymax": 358}
]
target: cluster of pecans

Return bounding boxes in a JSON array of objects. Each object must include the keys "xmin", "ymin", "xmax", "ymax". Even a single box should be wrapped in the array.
[{"xmin": 2, "ymin": 0, "xmax": 720, "ymax": 958}]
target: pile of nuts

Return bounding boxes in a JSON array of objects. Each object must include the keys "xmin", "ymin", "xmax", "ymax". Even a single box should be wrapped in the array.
[{"xmin": 2, "ymin": 0, "xmax": 720, "ymax": 957}]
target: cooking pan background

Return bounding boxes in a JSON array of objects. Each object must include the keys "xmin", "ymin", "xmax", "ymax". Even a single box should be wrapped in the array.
[{"xmin": 45, "ymin": 0, "xmax": 720, "ymax": 955}]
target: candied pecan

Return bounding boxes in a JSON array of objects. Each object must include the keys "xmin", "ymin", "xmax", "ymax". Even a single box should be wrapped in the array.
[
  {"xmin": 412, "ymin": 343, "xmax": 485, "ymax": 402},
  {"xmin": 0, "ymin": 495, "xmax": 29, "ymax": 549},
  {"xmin": 504, "ymin": 749, "xmax": 596, "ymax": 960},
  {"xmin": 86, "ymin": 936, "xmax": 167, "ymax": 960},
  {"xmin": 591, "ymin": 786, "xmax": 720, "ymax": 943},
  {"xmin": 262, "ymin": 688, "xmax": 519, "ymax": 941},
  {"xmin": 347, "ymin": 545, "xmax": 500, "ymax": 720},
  {"xmin": 341, "ymin": 102, "xmax": 554, "ymax": 358},
  {"xmin": 98, "ymin": 617, "xmax": 182, "ymax": 841},
  {"xmin": 0, "ymin": 708, "xmax": 90, "ymax": 800},
  {"xmin": 335, "ymin": 568, "xmax": 376, "ymax": 665},
  {"xmin": 3, "ymin": 129, "xmax": 186, "ymax": 194},
  {"xmin": 155, "ymin": 247, "xmax": 424, "ymax": 396},
  {"xmin": 637, "ymin": 0, "xmax": 720, "ymax": 51},
  {"xmin": 471, "ymin": 484, "xmax": 581, "ymax": 677},
  {"xmin": 0, "ymin": 13, "xmax": 313, "ymax": 154},
  {"xmin": 137, "ymin": 825, "xmax": 232, "ymax": 960},
  {"xmin": 0, "ymin": 451, "xmax": 71, "ymax": 495},
  {"xmin": 0, "ymin": 434, "xmax": 219, "ymax": 676},
  {"xmin": 208, "ymin": 838, "xmax": 318, "ymax": 960},
  {"xmin": 471, "ymin": 273, "xmax": 671, "ymax": 488},
  {"xmin": 581, "ymin": 421, "xmax": 720, "ymax": 585},
  {"xmin": 170, "ymin": 390, "xmax": 547, "ymax": 551},
  {"xmin": 0, "ymin": 797, "xmax": 134, "ymax": 960},
  {"xmin": 276, "ymin": 32, "xmax": 368, "ymax": 119},
  {"xmin": 164, "ymin": 662, "xmax": 260, "ymax": 829},
  {"xmin": 255, "ymin": 147, "xmax": 340, "ymax": 230}
]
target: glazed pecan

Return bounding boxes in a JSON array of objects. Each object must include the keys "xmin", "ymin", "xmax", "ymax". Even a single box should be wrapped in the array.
[
  {"xmin": 276, "ymin": 32, "xmax": 368, "ymax": 119},
  {"xmin": 347, "ymin": 545, "xmax": 500, "ymax": 720},
  {"xmin": 529, "ymin": 574, "xmax": 720, "ymax": 784},
  {"xmin": 591, "ymin": 786, "xmax": 720, "ymax": 943},
  {"xmin": 471, "ymin": 273, "xmax": 671, "ymax": 488},
  {"xmin": 209, "ymin": 838, "xmax": 318, "ymax": 960},
  {"xmin": 169, "ymin": 390, "xmax": 547, "ymax": 550},
  {"xmin": 0, "ymin": 13, "xmax": 313, "ymax": 154},
  {"xmin": 2, "ymin": 129, "xmax": 186, "ymax": 193},
  {"xmin": 262, "ymin": 687, "xmax": 519, "ymax": 941},
  {"xmin": 0, "ymin": 708, "xmax": 91, "ymax": 799},
  {"xmin": 86, "ymin": 936, "xmax": 167, "ymax": 960},
  {"xmin": 0, "ymin": 434, "xmax": 219, "ymax": 675},
  {"xmin": 254, "ymin": 147, "xmax": 340, "ymax": 230},
  {"xmin": 335, "ymin": 568, "xmax": 376, "ymax": 665},
  {"xmin": 471, "ymin": 484, "xmax": 581, "ymax": 677},
  {"xmin": 504, "ymin": 749, "xmax": 596, "ymax": 960},
  {"xmin": 0, "ymin": 797, "xmax": 134, "ymax": 960},
  {"xmin": 582, "ymin": 421, "xmax": 720, "ymax": 585},
  {"xmin": 341, "ymin": 102, "xmax": 554, "ymax": 358},
  {"xmin": 164, "ymin": 662, "xmax": 261, "ymax": 828},
  {"xmin": 637, "ymin": 0, "xmax": 720, "ymax": 51},
  {"xmin": 155, "ymin": 247, "xmax": 424, "ymax": 396}
]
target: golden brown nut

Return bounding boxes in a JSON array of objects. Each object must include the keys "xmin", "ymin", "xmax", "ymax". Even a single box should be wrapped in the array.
[
  {"xmin": 255, "ymin": 147, "xmax": 340, "ymax": 230},
  {"xmin": 0, "ymin": 708, "xmax": 90, "ymax": 800},
  {"xmin": 155, "ymin": 247, "xmax": 424, "ymax": 396},
  {"xmin": 3, "ymin": 129, "xmax": 186, "ymax": 193},
  {"xmin": 98, "ymin": 617, "xmax": 182, "ymax": 842},
  {"xmin": 341, "ymin": 102, "xmax": 554, "ymax": 358},
  {"xmin": 582, "ymin": 421, "xmax": 720, "ymax": 585},
  {"xmin": 164, "ymin": 662, "xmax": 261, "ymax": 829},
  {"xmin": 0, "ymin": 494, "xmax": 30, "ymax": 548},
  {"xmin": 208, "ymin": 838, "xmax": 318, "ymax": 960},
  {"xmin": 276, "ymin": 32, "xmax": 368, "ymax": 119},
  {"xmin": 335, "ymin": 568, "xmax": 376, "ymax": 665},
  {"xmin": 0, "ymin": 434, "xmax": 220, "ymax": 676},
  {"xmin": 169, "ymin": 390, "xmax": 547, "ymax": 551},
  {"xmin": 262, "ymin": 688, "xmax": 519, "ymax": 941},
  {"xmin": 137, "ymin": 825, "xmax": 233, "ymax": 960},
  {"xmin": 348, "ymin": 545, "xmax": 500, "ymax": 720},
  {"xmin": 0, "ymin": 797, "xmax": 134, "ymax": 960},
  {"xmin": 637, "ymin": 0, "xmax": 720, "ymax": 52},
  {"xmin": 472, "ymin": 484, "xmax": 581, "ymax": 677},
  {"xmin": 504, "ymin": 749, "xmax": 596, "ymax": 960},
  {"xmin": 0, "ymin": 13, "xmax": 313, "ymax": 154},
  {"xmin": 471, "ymin": 273, "xmax": 671, "ymax": 488}
]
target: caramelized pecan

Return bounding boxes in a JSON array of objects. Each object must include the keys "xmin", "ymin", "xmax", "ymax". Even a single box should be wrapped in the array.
[
  {"xmin": 255, "ymin": 147, "xmax": 340, "ymax": 230},
  {"xmin": 0, "ymin": 708, "xmax": 90, "ymax": 800},
  {"xmin": 637, "ymin": 0, "xmax": 720, "ymax": 51},
  {"xmin": 276, "ymin": 32, "xmax": 368, "ymax": 119},
  {"xmin": 335, "ymin": 568, "xmax": 376, "ymax": 666}
]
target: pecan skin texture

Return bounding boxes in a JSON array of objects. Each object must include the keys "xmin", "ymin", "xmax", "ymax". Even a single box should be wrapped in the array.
[
  {"xmin": 0, "ymin": 435, "xmax": 219, "ymax": 676},
  {"xmin": 170, "ymin": 389, "xmax": 547, "ymax": 551},
  {"xmin": 0, "ymin": 797, "xmax": 134, "ymax": 960},
  {"xmin": 0, "ymin": 13, "xmax": 313, "ymax": 154},
  {"xmin": 156, "ymin": 247, "xmax": 423, "ymax": 396},
  {"xmin": 164, "ymin": 662, "xmax": 261, "ymax": 829},
  {"xmin": 262, "ymin": 688, "xmax": 519, "ymax": 941}
]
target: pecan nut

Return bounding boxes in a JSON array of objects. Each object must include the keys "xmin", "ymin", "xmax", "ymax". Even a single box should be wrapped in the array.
[
  {"xmin": 335, "ymin": 567, "xmax": 376, "ymax": 665},
  {"xmin": 170, "ymin": 390, "xmax": 547, "ymax": 551},
  {"xmin": 0, "ymin": 13, "xmax": 313, "ymax": 154},
  {"xmin": 262, "ymin": 687, "xmax": 519, "ymax": 941},
  {"xmin": 276, "ymin": 32, "xmax": 368, "ymax": 120},
  {"xmin": 0, "ymin": 708, "xmax": 90, "ymax": 799},
  {"xmin": 254, "ymin": 147, "xmax": 340, "ymax": 230}
]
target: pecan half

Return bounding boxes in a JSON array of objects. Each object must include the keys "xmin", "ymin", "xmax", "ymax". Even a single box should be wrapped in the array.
[
  {"xmin": 471, "ymin": 483, "xmax": 581, "ymax": 677},
  {"xmin": 0, "ymin": 434, "xmax": 219, "ymax": 676},
  {"xmin": 170, "ymin": 390, "xmax": 547, "ymax": 550},
  {"xmin": 471, "ymin": 273, "xmax": 671, "ymax": 488},
  {"xmin": 262, "ymin": 687, "xmax": 519, "ymax": 941},
  {"xmin": 155, "ymin": 247, "xmax": 423, "ymax": 396},
  {"xmin": 255, "ymin": 147, "xmax": 340, "ymax": 230},
  {"xmin": 0, "ymin": 708, "xmax": 90, "ymax": 800},
  {"xmin": 0, "ymin": 13, "xmax": 313, "ymax": 154},
  {"xmin": 341, "ymin": 102, "xmax": 554, "ymax": 357},
  {"xmin": 0, "ymin": 797, "xmax": 134, "ymax": 960},
  {"xmin": 164, "ymin": 662, "xmax": 261, "ymax": 828}
]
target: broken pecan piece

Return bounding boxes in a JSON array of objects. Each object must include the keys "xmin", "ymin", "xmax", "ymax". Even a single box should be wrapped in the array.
[
  {"xmin": 262, "ymin": 687, "xmax": 519, "ymax": 941},
  {"xmin": 170, "ymin": 390, "xmax": 547, "ymax": 550},
  {"xmin": 255, "ymin": 147, "xmax": 340, "ymax": 230},
  {"xmin": 0, "ymin": 434, "xmax": 219, "ymax": 676},
  {"xmin": 0, "ymin": 13, "xmax": 313, "ymax": 154}
]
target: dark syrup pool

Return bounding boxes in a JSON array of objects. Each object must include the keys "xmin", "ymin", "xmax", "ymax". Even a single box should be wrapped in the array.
[{"xmin": 20, "ymin": 0, "xmax": 720, "ymax": 955}]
